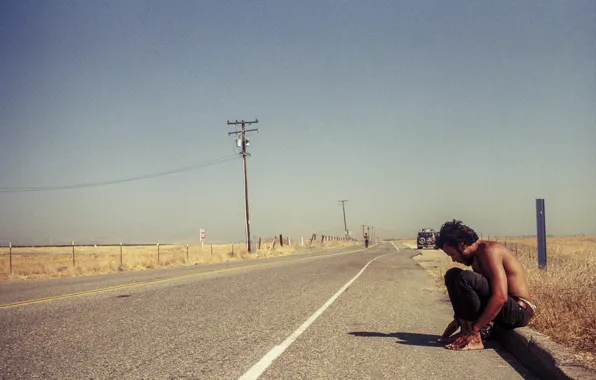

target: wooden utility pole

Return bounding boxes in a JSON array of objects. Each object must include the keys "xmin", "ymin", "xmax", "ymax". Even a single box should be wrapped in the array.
[
  {"xmin": 227, "ymin": 119, "xmax": 259, "ymax": 253},
  {"xmin": 338, "ymin": 200, "xmax": 348, "ymax": 238}
]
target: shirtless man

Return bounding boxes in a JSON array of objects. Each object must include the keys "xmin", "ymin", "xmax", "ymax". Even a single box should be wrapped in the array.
[{"xmin": 434, "ymin": 220, "xmax": 536, "ymax": 351}]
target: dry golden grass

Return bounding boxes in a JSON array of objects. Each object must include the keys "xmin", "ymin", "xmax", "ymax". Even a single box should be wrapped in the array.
[
  {"xmin": 0, "ymin": 240, "xmax": 359, "ymax": 281},
  {"xmin": 416, "ymin": 236, "xmax": 596, "ymax": 369}
]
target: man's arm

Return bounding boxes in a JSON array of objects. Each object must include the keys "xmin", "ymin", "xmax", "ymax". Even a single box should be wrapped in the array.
[{"xmin": 472, "ymin": 248, "xmax": 508, "ymax": 332}]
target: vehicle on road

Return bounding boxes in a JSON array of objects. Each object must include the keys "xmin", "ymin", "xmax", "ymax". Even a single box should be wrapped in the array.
[{"xmin": 417, "ymin": 228, "xmax": 436, "ymax": 249}]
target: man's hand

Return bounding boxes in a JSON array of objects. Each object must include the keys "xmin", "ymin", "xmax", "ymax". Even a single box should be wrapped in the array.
[
  {"xmin": 437, "ymin": 319, "xmax": 459, "ymax": 343},
  {"xmin": 445, "ymin": 331, "xmax": 484, "ymax": 351}
]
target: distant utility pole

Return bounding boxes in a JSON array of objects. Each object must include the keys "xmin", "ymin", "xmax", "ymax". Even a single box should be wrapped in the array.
[
  {"xmin": 361, "ymin": 224, "xmax": 366, "ymax": 239},
  {"xmin": 338, "ymin": 200, "xmax": 348, "ymax": 237},
  {"xmin": 227, "ymin": 119, "xmax": 259, "ymax": 253}
]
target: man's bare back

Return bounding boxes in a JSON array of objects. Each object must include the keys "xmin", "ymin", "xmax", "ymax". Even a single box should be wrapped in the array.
[{"xmin": 472, "ymin": 240, "xmax": 532, "ymax": 303}]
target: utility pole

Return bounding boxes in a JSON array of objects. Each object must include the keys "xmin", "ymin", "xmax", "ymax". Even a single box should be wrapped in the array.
[
  {"xmin": 338, "ymin": 200, "xmax": 348, "ymax": 238},
  {"xmin": 361, "ymin": 224, "xmax": 366, "ymax": 240},
  {"xmin": 227, "ymin": 119, "xmax": 259, "ymax": 253}
]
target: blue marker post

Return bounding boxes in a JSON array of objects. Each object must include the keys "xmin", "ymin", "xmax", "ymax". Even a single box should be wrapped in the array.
[{"xmin": 536, "ymin": 198, "xmax": 547, "ymax": 269}]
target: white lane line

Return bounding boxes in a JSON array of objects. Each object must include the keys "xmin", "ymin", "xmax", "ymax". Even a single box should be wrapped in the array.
[
  {"xmin": 390, "ymin": 242, "xmax": 400, "ymax": 252},
  {"xmin": 238, "ymin": 253, "xmax": 390, "ymax": 380}
]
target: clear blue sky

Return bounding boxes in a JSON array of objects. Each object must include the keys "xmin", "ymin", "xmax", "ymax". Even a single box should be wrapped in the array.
[{"xmin": 1, "ymin": 1, "xmax": 594, "ymax": 245}]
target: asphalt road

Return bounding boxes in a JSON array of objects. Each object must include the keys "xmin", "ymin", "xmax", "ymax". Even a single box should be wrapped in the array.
[{"xmin": 0, "ymin": 243, "xmax": 536, "ymax": 380}]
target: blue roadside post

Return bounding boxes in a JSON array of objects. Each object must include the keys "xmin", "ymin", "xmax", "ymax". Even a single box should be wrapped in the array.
[{"xmin": 536, "ymin": 198, "xmax": 547, "ymax": 269}]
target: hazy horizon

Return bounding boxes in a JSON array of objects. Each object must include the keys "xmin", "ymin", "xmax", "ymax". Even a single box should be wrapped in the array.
[{"xmin": 1, "ymin": 1, "xmax": 595, "ymax": 245}]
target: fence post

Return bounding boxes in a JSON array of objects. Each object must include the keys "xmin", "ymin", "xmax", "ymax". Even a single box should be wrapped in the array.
[
  {"xmin": 280, "ymin": 234, "xmax": 283, "ymax": 247},
  {"xmin": 536, "ymin": 198, "xmax": 547, "ymax": 269},
  {"xmin": 258, "ymin": 238, "xmax": 262, "ymax": 250},
  {"xmin": 301, "ymin": 237, "xmax": 304, "ymax": 246},
  {"xmin": 186, "ymin": 244, "xmax": 189, "ymax": 263},
  {"xmin": 157, "ymin": 242, "xmax": 160, "ymax": 265},
  {"xmin": 72, "ymin": 241, "xmax": 75, "ymax": 268},
  {"xmin": 120, "ymin": 242, "xmax": 123, "ymax": 267},
  {"xmin": 9, "ymin": 241, "xmax": 12, "ymax": 276},
  {"xmin": 288, "ymin": 237, "xmax": 291, "ymax": 247},
  {"xmin": 210, "ymin": 244, "xmax": 213, "ymax": 261}
]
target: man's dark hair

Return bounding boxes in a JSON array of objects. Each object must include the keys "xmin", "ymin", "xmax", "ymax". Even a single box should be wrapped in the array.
[{"xmin": 436, "ymin": 220, "xmax": 479, "ymax": 249}]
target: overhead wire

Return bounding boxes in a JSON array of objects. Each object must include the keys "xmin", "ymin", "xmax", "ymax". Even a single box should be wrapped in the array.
[
  {"xmin": 1, "ymin": 19, "xmax": 243, "ymax": 194},
  {"xmin": 0, "ymin": 154, "xmax": 240, "ymax": 193}
]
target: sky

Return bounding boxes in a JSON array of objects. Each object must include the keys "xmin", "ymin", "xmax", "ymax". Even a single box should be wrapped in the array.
[{"xmin": 0, "ymin": 0, "xmax": 595, "ymax": 245}]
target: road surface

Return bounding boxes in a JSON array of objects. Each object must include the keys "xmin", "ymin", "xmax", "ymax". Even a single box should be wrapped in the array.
[{"xmin": 0, "ymin": 243, "xmax": 536, "ymax": 379}]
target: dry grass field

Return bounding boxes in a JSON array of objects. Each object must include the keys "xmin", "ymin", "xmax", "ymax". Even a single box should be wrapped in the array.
[
  {"xmin": 0, "ymin": 239, "xmax": 359, "ymax": 281},
  {"xmin": 399, "ymin": 236, "xmax": 596, "ymax": 369}
]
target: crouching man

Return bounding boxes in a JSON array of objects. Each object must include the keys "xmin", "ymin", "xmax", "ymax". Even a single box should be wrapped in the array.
[{"xmin": 435, "ymin": 220, "xmax": 536, "ymax": 350}]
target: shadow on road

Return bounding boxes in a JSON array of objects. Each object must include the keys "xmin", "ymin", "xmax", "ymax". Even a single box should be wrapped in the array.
[
  {"xmin": 348, "ymin": 331, "xmax": 440, "ymax": 347},
  {"xmin": 348, "ymin": 331, "xmax": 536, "ymax": 379}
]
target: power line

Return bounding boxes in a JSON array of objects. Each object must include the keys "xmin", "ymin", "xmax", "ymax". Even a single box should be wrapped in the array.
[{"xmin": 0, "ymin": 155, "xmax": 240, "ymax": 193}]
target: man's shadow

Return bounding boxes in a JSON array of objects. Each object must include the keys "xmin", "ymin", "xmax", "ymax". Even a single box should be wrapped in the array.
[
  {"xmin": 348, "ymin": 331, "xmax": 534, "ymax": 379},
  {"xmin": 348, "ymin": 331, "xmax": 504, "ymax": 349},
  {"xmin": 348, "ymin": 331, "xmax": 444, "ymax": 347}
]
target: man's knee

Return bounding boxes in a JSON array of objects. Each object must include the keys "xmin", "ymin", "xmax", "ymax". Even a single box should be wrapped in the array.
[
  {"xmin": 458, "ymin": 269, "xmax": 482, "ymax": 281},
  {"xmin": 444, "ymin": 267, "xmax": 464, "ymax": 287},
  {"xmin": 455, "ymin": 269, "xmax": 486, "ymax": 289}
]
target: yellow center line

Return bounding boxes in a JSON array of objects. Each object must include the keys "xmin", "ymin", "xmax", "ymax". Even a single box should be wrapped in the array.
[{"xmin": 0, "ymin": 245, "xmax": 375, "ymax": 309}]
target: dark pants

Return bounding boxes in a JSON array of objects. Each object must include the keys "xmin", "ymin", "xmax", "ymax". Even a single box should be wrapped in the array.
[
  {"xmin": 365, "ymin": 240, "xmax": 369, "ymax": 248},
  {"xmin": 444, "ymin": 268, "xmax": 531, "ymax": 329}
]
